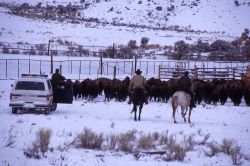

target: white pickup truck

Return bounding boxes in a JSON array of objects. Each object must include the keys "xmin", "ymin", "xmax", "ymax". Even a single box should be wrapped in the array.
[{"xmin": 9, "ymin": 74, "xmax": 57, "ymax": 114}]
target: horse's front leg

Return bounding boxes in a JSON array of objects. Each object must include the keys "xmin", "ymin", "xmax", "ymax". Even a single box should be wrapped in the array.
[
  {"xmin": 172, "ymin": 107, "xmax": 177, "ymax": 123},
  {"xmin": 188, "ymin": 108, "xmax": 192, "ymax": 123},
  {"xmin": 133, "ymin": 105, "xmax": 137, "ymax": 121},
  {"xmin": 138, "ymin": 104, "xmax": 143, "ymax": 121}
]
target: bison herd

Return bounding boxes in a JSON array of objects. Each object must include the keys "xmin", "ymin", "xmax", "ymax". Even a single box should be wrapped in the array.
[{"xmin": 71, "ymin": 77, "xmax": 250, "ymax": 107}]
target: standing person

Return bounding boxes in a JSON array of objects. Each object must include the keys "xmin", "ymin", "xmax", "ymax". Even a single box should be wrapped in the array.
[
  {"xmin": 128, "ymin": 69, "xmax": 148, "ymax": 104},
  {"xmin": 51, "ymin": 68, "xmax": 65, "ymax": 89},
  {"xmin": 177, "ymin": 71, "xmax": 196, "ymax": 108}
]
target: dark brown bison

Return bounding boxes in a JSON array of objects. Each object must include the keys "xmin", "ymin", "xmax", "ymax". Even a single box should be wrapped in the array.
[
  {"xmin": 228, "ymin": 80, "xmax": 243, "ymax": 106},
  {"xmin": 73, "ymin": 80, "xmax": 82, "ymax": 100}
]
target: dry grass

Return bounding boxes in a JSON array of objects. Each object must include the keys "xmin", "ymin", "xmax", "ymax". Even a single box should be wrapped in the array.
[
  {"xmin": 24, "ymin": 142, "xmax": 41, "ymax": 159},
  {"xmin": 106, "ymin": 134, "xmax": 119, "ymax": 150},
  {"xmin": 204, "ymin": 141, "xmax": 221, "ymax": 157},
  {"xmin": 183, "ymin": 134, "xmax": 196, "ymax": 151},
  {"xmin": 220, "ymin": 139, "xmax": 234, "ymax": 155},
  {"xmin": 163, "ymin": 143, "xmax": 186, "ymax": 161},
  {"xmin": 159, "ymin": 130, "xmax": 169, "ymax": 145},
  {"xmin": 230, "ymin": 145, "xmax": 243, "ymax": 165},
  {"xmin": 199, "ymin": 133, "xmax": 210, "ymax": 145},
  {"xmin": 24, "ymin": 128, "xmax": 52, "ymax": 159},
  {"xmin": 204, "ymin": 139, "xmax": 245, "ymax": 165},
  {"xmin": 138, "ymin": 133, "xmax": 155, "ymax": 150},
  {"xmin": 78, "ymin": 128, "xmax": 103, "ymax": 149},
  {"xmin": 118, "ymin": 130, "xmax": 137, "ymax": 153},
  {"xmin": 37, "ymin": 128, "xmax": 52, "ymax": 154}
]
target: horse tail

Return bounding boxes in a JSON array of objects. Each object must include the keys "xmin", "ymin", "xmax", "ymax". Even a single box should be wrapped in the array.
[{"xmin": 172, "ymin": 95, "xmax": 178, "ymax": 110}]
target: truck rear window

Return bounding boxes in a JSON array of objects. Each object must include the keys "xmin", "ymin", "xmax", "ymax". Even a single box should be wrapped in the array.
[{"xmin": 15, "ymin": 81, "xmax": 45, "ymax": 91}]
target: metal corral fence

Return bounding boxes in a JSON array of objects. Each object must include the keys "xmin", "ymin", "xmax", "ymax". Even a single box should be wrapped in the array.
[{"xmin": 0, "ymin": 58, "xmax": 249, "ymax": 80}]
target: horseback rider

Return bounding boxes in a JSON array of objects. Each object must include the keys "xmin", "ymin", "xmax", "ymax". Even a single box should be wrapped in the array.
[
  {"xmin": 128, "ymin": 69, "xmax": 148, "ymax": 104},
  {"xmin": 177, "ymin": 71, "xmax": 196, "ymax": 108},
  {"xmin": 51, "ymin": 68, "xmax": 65, "ymax": 89}
]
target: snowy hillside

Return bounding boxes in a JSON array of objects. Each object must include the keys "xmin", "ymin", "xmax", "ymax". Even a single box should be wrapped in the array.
[{"xmin": 0, "ymin": 0, "xmax": 250, "ymax": 47}]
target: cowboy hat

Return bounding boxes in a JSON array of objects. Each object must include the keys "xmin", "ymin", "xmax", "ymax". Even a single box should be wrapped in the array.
[{"xmin": 135, "ymin": 69, "xmax": 142, "ymax": 75}]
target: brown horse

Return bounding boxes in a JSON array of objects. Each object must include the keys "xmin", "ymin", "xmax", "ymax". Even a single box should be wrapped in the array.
[
  {"xmin": 130, "ymin": 88, "xmax": 148, "ymax": 121},
  {"xmin": 171, "ymin": 91, "xmax": 192, "ymax": 123}
]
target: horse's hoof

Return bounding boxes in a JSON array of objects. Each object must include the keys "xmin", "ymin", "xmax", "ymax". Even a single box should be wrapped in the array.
[
  {"xmin": 174, "ymin": 121, "xmax": 177, "ymax": 124},
  {"xmin": 188, "ymin": 120, "xmax": 191, "ymax": 123}
]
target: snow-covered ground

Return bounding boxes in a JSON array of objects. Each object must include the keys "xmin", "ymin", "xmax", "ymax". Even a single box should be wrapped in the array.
[
  {"xmin": 0, "ymin": 0, "xmax": 250, "ymax": 165},
  {"xmin": 0, "ymin": 79, "xmax": 250, "ymax": 165}
]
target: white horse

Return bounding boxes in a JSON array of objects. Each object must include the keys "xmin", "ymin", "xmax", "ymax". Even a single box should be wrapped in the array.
[{"xmin": 171, "ymin": 91, "xmax": 192, "ymax": 123}]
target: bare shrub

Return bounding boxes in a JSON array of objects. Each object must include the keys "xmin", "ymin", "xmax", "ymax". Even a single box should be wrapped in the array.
[
  {"xmin": 221, "ymin": 139, "xmax": 234, "ymax": 155},
  {"xmin": 28, "ymin": 48, "xmax": 36, "ymax": 55},
  {"xmin": 57, "ymin": 137, "xmax": 78, "ymax": 152},
  {"xmin": 230, "ymin": 145, "xmax": 243, "ymax": 165},
  {"xmin": 140, "ymin": 37, "xmax": 150, "ymax": 48},
  {"xmin": 24, "ymin": 142, "xmax": 41, "ymax": 159},
  {"xmin": 64, "ymin": 40, "xmax": 72, "ymax": 46},
  {"xmin": 204, "ymin": 141, "xmax": 221, "ymax": 157},
  {"xmin": 138, "ymin": 133, "xmax": 155, "ymax": 150},
  {"xmin": 152, "ymin": 131, "xmax": 160, "ymax": 141},
  {"xmin": 56, "ymin": 39, "xmax": 64, "ymax": 45},
  {"xmin": 183, "ymin": 134, "xmax": 195, "ymax": 151},
  {"xmin": 127, "ymin": 40, "xmax": 137, "ymax": 49},
  {"xmin": 35, "ymin": 44, "xmax": 46, "ymax": 50},
  {"xmin": 37, "ymin": 128, "xmax": 52, "ymax": 154},
  {"xmin": 159, "ymin": 130, "xmax": 169, "ymax": 145},
  {"xmin": 118, "ymin": 130, "xmax": 137, "ymax": 153},
  {"xmin": 229, "ymin": 145, "xmax": 244, "ymax": 165},
  {"xmin": 2, "ymin": 47, "xmax": 9, "ymax": 54},
  {"xmin": 78, "ymin": 128, "xmax": 103, "ymax": 149},
  {"xmin": 5, "ymin": 133, "xmax": 15, "ymax": 148},
  {"xmin": 163, "ymin": 143, "xmax": 186, "ymax": 161},
  {"xmin": 11, "ymin": 49, "xmax": 20, "ymax": 54},
  {"xmin": 199, "ymin": 133, "xmax": 210, "ymax": 145},
  {"xmin": 106, "ymin": 134, "xmax": 119, "ymax": 150}
]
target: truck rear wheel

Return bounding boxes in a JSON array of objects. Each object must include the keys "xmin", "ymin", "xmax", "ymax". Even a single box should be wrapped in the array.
[
  {"xmin": 12, "ymin": 108, "xmax": 17, "ymax": 114},
  {"xmin": 51, "ymin": 103, "xmax": 57, "ymax": 111}
]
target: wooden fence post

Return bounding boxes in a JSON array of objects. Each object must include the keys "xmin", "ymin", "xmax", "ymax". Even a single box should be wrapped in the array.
[
  {"xmin": 192, "ymin": 65, "xmax": 198, "ymax": 79},
  {"xmin": 233, "ymin": 67, "xmax": 235, "ymax": 79},
  {"xmin": 202, "ymin": 63, "xmax": 205, "ymax": 79},
  {"xmin": 71, "ymin": 60, "xmax": 72, "ymax": 74},
  {"xmin": 107, "ymin": 61, "xmax": 108, "ymax": 75},
  {"xmin": 18, "ymin": 59, "xmax": 20, "ymax": 77},
  {"xmin": 131, "ymin": 61, "xmax": 134, "ymax": 76},
  {"xmin": 100, "ymin": 53, "xmax": 103, "ymax": 75},
  {"xmin": 113, "ymin": 66, "xmax": 116, "ymax": 79},
  {"xmin": 39, "ymin": 59, "xmax": 41, "ymax": 75},
  {"xmin": 6, "ymin": 59, "xmax": 7, "ymax": 78},
  {"xmin": 59, "ymin": 64, "xmax": 62, "ymax": 74},
  {"xmin": 29, "ymin": 58, "xmax": 30, "ymax": 74},
  {"xmin": 158, "ymin": 65, "xmax": 161, "ymax": 79},
  {"xmin": 80, "ymin": 61, "xmax": 82, "ymax": 75},
  {"xmin": 134, "ymin": 55, "xmax": 137, "ymax": 73}
]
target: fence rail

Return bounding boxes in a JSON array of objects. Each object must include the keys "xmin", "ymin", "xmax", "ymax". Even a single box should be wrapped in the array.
[{"xmin": 0, "ymin": 58, "xmax": 249, "ymax": 80}]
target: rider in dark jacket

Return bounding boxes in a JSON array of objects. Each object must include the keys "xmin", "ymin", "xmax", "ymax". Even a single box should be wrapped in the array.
[
  {"xmin": 177, "ymin": 71, "xmax": 196, "ymax": 108},
  {"xmin": 51, "ymin": 69, "xmax": 65, "ymax": 89}
]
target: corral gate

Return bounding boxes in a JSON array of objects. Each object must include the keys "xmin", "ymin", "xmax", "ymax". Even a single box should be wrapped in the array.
[{"xmin": 158, "ymin": 61, "xmax": 249, "ymax": 80}]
